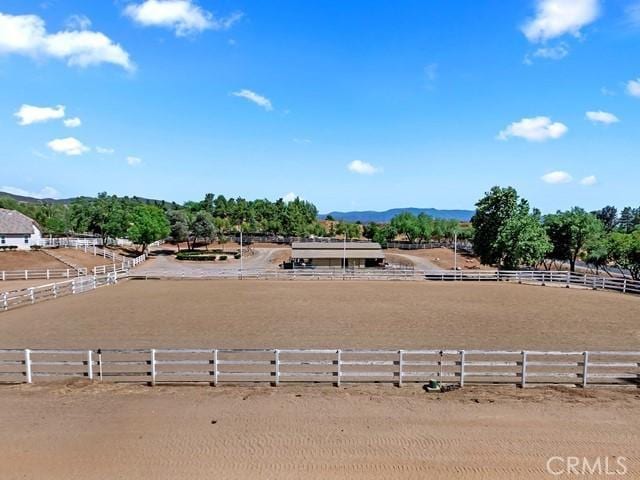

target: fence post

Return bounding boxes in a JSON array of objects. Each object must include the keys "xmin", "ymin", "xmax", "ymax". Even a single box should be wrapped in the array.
[
  {"xmin": 29, "ymin": 288, "xmax": 35, "ymax": 304},
  {"xmin": 150, "ymin": 349, "xmax": 156, "ymax": 386},
  {"xmin": 24, "ymin": 270, "xmax": 28, "ymax": 280},
  {"xmin": 623, "ymin": 279, "xmax": 627, "ymax": 294},
  {"xmin": 521, "ymin": 351, "xmax": 527, "ymax": 388},
  {"xmin": 274, "ymin": 349, "xmax": 280, "ymax": 386},
  {"xmin": 2, "ymin": 291, "xmax": 7, "ymax": 311},
  {"xmin": 336, "ymin": 349, "xmax": 342, "ymax": 387},
  {"xmin": 212, "ymin": 349, "xmax": 218, "ymax": 386},
  {"xmin": 582, "ymin": 351, "xmax": 589, "ymax": 388},
  {"xmin": 459, "ymin": 350, "xmax": 465, "ymax": 387},
  {"xmin": 87, "ymin": 350, "xmax": 93, "ymax": 380},
  {"xmin": 398, "ymin": 350, "xmax": 404, "ymax": 387},
  {"xmin": 24, "ymin": 349, "xmax": 32, "ymax": 384},
  {"xmin": 566, "ymin": 271, "xmax": 570, "ymax": 287},
  {"xmin": 53, "ymin": 283, "xmax": 57, "ymax": 298},
  {"xmin": 46, "ymin": 269, "xmax": 50, "ymax": 280},
  {"xmin": 98, "ymin": 349, "xmax": 103, "ymax": 381}
]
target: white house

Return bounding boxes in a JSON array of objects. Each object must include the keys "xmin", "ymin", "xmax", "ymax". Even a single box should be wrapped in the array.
[{"xmin": 0, "ymin": 209, "xmax": 42, "ymax": 250}]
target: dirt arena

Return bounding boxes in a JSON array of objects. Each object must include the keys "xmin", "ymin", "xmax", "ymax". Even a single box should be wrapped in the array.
[
  {"xmin": 1, "ymin": 279, "xmax": 638, "ymax": 350},
  {"xmin": 0, "ymin": 382, "xmax": 638, "ymax": 480}
]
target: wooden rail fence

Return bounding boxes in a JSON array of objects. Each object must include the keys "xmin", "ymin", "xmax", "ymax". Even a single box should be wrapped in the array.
[
  {"xmin": 1, "ymin": 273, "xmax": 118, "ymax": 311},
  {"xmin": 1, "ymin": 348, "xmax": 638, "ymax": 388},
  {"xmin": 131, "ymin": 269, "xmax": 640, "ymax": 296}
]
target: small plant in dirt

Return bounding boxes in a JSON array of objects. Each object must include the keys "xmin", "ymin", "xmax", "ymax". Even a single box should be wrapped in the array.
[{"xmin": 218, "ymin": 255, "xmax": 228, "ymax": 261}]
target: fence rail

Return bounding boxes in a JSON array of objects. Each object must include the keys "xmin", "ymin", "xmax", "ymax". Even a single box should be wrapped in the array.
[
  {"xmin": 1, "ymin": 273, "xmax": 118, "ymax": 311},
  {"xmin": 1, "ymin": 348, "xmax": 637, "ymax": 388},
  {"xmin": 131, "ymin": 269, "xmax": 640, "ymax": 295}
]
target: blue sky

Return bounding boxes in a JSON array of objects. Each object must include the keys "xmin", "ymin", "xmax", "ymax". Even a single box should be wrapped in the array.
[{"xmin": 0, "ymin": 0, "xmax": 638, "ymax": 213}]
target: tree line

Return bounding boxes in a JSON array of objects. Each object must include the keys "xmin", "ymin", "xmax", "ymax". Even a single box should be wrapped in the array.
[{"xmin": 471, "ymin": 186, "xmax": 640, "ymax": 279}]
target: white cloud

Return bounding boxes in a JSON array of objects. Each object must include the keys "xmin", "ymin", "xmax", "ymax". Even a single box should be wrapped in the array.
[
  {"xmin": 124, "ymin": 0, "xmax": 243, "ymax": 36},
  {"xmin": 497, "ymin": 116, "xmax": 568, "ymax": 142},
  {"xmin": 424, "ymin": 63, "xmax": 438, "ymax": 89},
  {"xmin": 127, "ymin": 156, "xmax": 142, "ymax": 166},
  {"xmin": 63, "ymin": 117, "xmax": 82, "ymax": 128},
  {"xmin": 0, "ymin": 185, "xmax": 60, "ymax": 199},
  {"xmin": 626, "ymin": 3, "xmax": 640, "ymax": 27},
  {"xmin": 600, "ymin": 87, "xmax": 616, "ymax": 96},
  {"xmin": 47, "ymin": 137, "xmax": 90, "ymax": 156},
  {"xmin": 282, "ymin": 192, "xmax": 302, "ymax": 203},
  {"xmin": 65, "ymin": 14, "xmax": 91, "ymax": 31},
  {"xmin": 626, "ymin": 79, "xmax": 640, "ymax": 97},
  {"xmin": 347, "ymin": 160, "xmax": 381, "ymax": 175},
  {"xmin": 96, "ymin": 146, "xmax": 115, "ymax": 154},
  {"xmin": 541, "ymin": 171, "xmax": 573, "ymax": 184},
  {"xmin": 0, "ymin": 12, "xmax": 134, "ymax": 71},
  {"xmin": 293, "ymin": 138, "xmax": 311, "ymax": 144},
  {"xmin": 522, "ymin": 0, "xmax": 600, "ymax": 43},
  {"xmin": 232, "ymin": 89, "xmax": 273, "ymax": 111},
  {"xmin": 585, "ymin": 110, "xmax": 619, "ymax": 124},
  {"xmin": 534, "ymin": 43, "xmax": 569, "ymax": 60},
  {"xmin": 14, "ymin": 104, "xmax": 65, "ymax": 125},
  {"xmin": 579, "ymin": 175, "xmax": 597, "ymax": 186}
]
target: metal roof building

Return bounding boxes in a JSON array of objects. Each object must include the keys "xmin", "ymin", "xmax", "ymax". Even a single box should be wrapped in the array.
[{"xmin": 291, "ymin": 241, "xmax": 384, "ymax": 268}]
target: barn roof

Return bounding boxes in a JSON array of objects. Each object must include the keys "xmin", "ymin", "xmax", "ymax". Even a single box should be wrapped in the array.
[
  {"xmin": 0, "ymin": 209, "xmax": 39, "ymax": 235},
  {"xmin": 292, "ymin": 242, "xmax": 385, "ymax": 259}
]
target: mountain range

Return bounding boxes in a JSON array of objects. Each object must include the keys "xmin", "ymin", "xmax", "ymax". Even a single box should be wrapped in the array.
[{"xmin": 319, "ymin": 208, "xmax": 474, "ymax": 223}]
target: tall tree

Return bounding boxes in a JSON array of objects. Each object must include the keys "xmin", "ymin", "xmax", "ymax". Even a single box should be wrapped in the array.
[
  {"xmin": 593, "ymin": 206, "xmax": 617, "ymax": 232},
  {"xmin": 494, "ymin": 207, "xmax": 552, "ymax": 270},
  {"xmin": 127, "ymin": 205, "xmax": 170, "ymax": 253},
  {"xmin": 543, "ymin": 208, "xmax": 604, "ymax": 272},
  {"xmin": 471, "ymin": 186, "xmax": 521, "ymax": 266}
]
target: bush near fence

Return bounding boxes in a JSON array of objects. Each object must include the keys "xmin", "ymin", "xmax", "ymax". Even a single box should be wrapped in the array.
[{"xmin": 1, "ymin": 348, "xmax": 638, "ymax": 388}]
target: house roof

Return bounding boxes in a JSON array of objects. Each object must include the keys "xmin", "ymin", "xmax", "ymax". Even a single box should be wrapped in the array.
[
  {"xmin": 0, "ymin": 209, "xmax": 39, "ymax": 235},
  {"xmin": 292, "ymin": 242, "xmax": 385, "ymax": 259}
]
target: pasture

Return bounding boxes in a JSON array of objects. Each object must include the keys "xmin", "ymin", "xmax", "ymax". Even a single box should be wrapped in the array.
[{"xmin": 1, "ymin": 279, "xmax": 638, "ymax": 350}]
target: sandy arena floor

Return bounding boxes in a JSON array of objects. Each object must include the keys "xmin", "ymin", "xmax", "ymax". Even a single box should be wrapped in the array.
[
  {"xmin": 0, "ymin": 382, "xmax": 638, "ymax": 480},
  {"xmin": 0, "ymin": 280, "xmax": 638, "ymax": 350}
]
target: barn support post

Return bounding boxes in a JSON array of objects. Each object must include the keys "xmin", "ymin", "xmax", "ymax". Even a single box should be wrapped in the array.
[{"xmin": 24, "ymin": 349, "xmax": 32, "ymax": 384}]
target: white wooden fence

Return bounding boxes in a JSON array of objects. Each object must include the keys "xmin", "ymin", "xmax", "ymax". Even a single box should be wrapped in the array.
[
  {"xmin": 1, "ymin": 273, "xmax": 118, "ymax": 311},
  {"xmin": 0, "ymin": 268, "xmax": 88, "ymax": 281},
  {"xmin": 1, "ymin": 348, "xmax": 637, "ymax": 388},
  {"xmin": 132, "ymin": 269, "xmax": 640, "ymax": 295}
]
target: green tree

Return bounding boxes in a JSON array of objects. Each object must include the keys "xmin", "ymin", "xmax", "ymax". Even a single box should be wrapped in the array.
[
  {"xmin": 543, "ymin": 208, "xmax": 604, "ymax": 272},
  {"xmin": 494, "ymin": 208, "xmax": 551, "ymax": 269},
  {"xmin": 471, "ymin": 186, "xmax": 521, "ymax": 266},
  {"xmin": 390, "ymin": 212, "xmax": 420, "ymax": 243},
  {"xmin": 608, "ymin": 231, "xmax": 640, "ymax": 280},
  {"xmin": 168, "ymin": 210, "xmax": 190, "ymax": 250},
  {"xmin": 190, "ymin": 211, "xmax": 216, "ymax": 248},
  {"xmin": 593, "ymin": 206, "xmax": 617, "ymax": 233},
  {"xmin": 127, "ymin": 205, "xmax": 170, "ymax": 253}
]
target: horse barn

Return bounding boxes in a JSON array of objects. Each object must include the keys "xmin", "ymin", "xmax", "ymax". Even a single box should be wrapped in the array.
[
  {"xmin": 291, "ymin": 241, "xmax": 385, "ymax": 268},
  {"xmin": 0, "ymin": 208, "xmax": 42, "ymax": 250}
]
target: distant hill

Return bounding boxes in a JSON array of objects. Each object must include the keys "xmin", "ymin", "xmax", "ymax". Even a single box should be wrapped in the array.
[
  {"xmin": 0, "ymin": 191, "xmax": 165, "ymax": 206},
  {"xmin": 319, "ymin": 208, "xmax": 474, "ymax": 223}
]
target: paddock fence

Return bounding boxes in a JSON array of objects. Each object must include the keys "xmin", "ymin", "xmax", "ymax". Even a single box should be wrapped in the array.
[
  {"xmin": 0, "ymin": 348, "xmax": 637, "ymax": 388},
  {"xmin": 1, "ymin": 273, "xmax": 119, "ymax": 311},
  {"xmin": 130, "ymin": 269, "xmax": 640, "ymax": 296}
]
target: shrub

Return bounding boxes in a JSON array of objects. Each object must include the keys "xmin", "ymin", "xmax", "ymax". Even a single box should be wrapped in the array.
[
  {"xmin": 218, "ymin": 255, "xmax": 228, "ymax": 261},
  {"xmin": 176, "ymin": 252, "xmax": 216, "ymax": 261}
]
